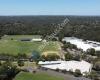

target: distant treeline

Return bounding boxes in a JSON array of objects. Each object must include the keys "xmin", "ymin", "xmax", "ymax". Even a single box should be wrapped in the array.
[{"xmin": 0, "ymin": 16, "xmax": 100, "ymax": 41}]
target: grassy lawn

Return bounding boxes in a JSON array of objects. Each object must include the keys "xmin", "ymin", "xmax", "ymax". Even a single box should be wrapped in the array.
[
  {"xmin": 1, "ymin": 61, "xmax": 37, "ymax": 70},
  {"xmin": 14, "ymin": 72, "xmax": 64, "ymax": 80},
  {"xmin": 13, "ymin": 61, "xmax": 36, "ymax": 69},
  {"xmin": 0, "ymin": 40, "xmax": 41, "ymax": 55},
  {"xmin": 0, "ymin": 35, "xmax": 60, "ymax": 56},
  {"xmin": 42, "ymin": 41, "xmax": 60, "ymax": 52}
]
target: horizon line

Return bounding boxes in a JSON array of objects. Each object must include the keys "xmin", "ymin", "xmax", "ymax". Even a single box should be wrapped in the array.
[{"xmin": 0, "ymin": 14, "xmax": 100, "ymax": 17}]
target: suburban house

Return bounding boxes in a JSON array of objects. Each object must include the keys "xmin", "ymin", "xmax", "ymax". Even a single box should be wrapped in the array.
[{"xmin": 38, "ymin": 60, "xmax": 92, "ymax": 75}]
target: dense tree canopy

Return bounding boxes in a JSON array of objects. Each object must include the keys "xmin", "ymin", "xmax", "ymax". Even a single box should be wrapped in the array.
[
  {"xmin": 0, "ymin": 16, "xmax": 100, "ymax": 41},
  {"xmin": 86, "ymin": 48, "xmax": 96, "ymax": 56}
]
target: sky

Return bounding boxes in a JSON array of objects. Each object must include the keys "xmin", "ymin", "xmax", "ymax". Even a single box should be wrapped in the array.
[{"xmin": 0, "ymin": 0, "xmax": 100, "ymax": 16}]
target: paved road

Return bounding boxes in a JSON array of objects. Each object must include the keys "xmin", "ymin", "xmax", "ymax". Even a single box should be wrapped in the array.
[
  {"xmin": 27, "ymin": 66, "xmax": 91, "ymax": 80},
  {"xmin": 37, "ymin": 69, "xmax": 75, "ymax": 80}
]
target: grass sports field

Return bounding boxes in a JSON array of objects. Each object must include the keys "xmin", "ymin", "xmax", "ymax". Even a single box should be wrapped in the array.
[
  {"xmin": 0, "ymin": 35, "xmax": 60, "ymax": 56},
  {"xmin": 14, "ymin": 72, "xmax": 64, "ymax": 80}
]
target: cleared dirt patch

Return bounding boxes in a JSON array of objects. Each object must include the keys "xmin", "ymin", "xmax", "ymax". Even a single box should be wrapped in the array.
[{"xmin": 42, "ymin": 51, "xmax": 59, "ymax": 56}]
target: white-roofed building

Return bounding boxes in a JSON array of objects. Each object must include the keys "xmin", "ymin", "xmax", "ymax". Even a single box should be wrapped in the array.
[
  {"xmin": 62, "ymin": 37, "xmax": 100, "ymax": 51},
  {"xmin": 31, "ymin": 38, "xmax": 42, "ymax": 42},
  {"xmin": 38, "ymin": 60, "xmax": 92, "ymax": 75}
]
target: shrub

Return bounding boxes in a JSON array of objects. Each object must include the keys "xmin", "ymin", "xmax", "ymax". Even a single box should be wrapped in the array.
[
  {"xmin": 86, "ymin": 48, "xmax": 96, "ymax": 56},
  {"xmin": 55, "ymin": 68, "xmax": 60, "ymax": 72},
  {"xmin": 93, "ymin": 61, "xmax": 100, "ymax": 71},
  {"xmin": 18, "ymin": 60, "xmax": 24, "ymax": 67},
  {"xmin": 62, "ymin": 69, "xmax": 67, "ymax": 74},
  {"xmin": 73, "ymin": 55, "xmax": 81, "ymax": 61},
  {"xmin": 69, "ymin": 69, "xmax": 73, "ymax": 74},
  {"xmin": 89, "ymin": 71, "xmax": 99, "ymax": 80},
  {"xmin": 65, "ymin": 53, "xmax": 73, "ymax": 61},
  {"xmin": 74, "ymin": 69, "xmax": 82, "ymax": 77}
]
